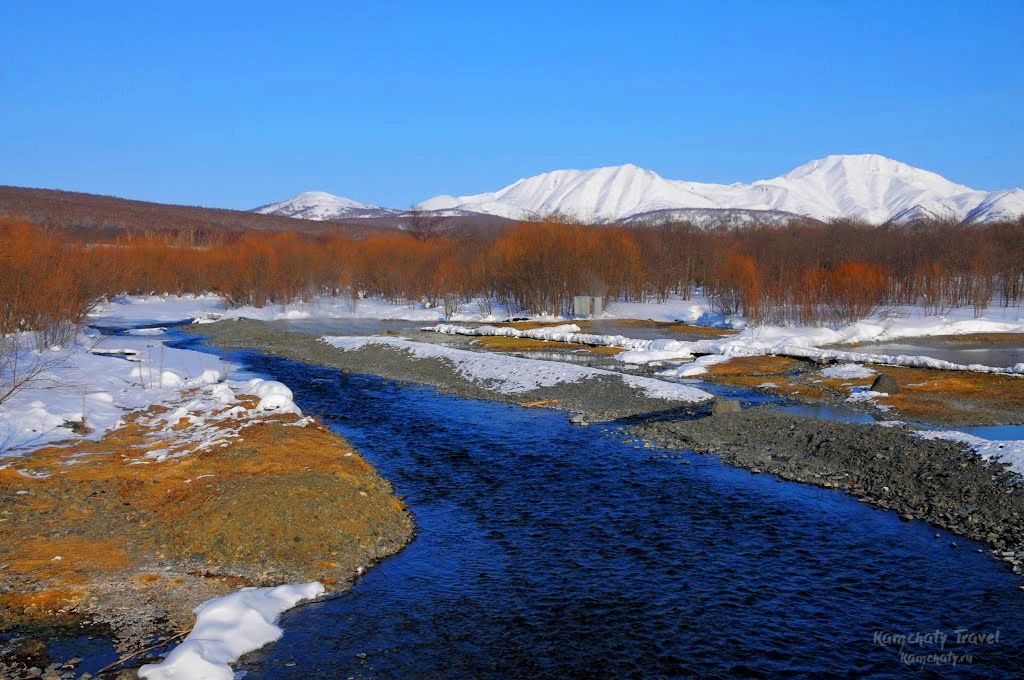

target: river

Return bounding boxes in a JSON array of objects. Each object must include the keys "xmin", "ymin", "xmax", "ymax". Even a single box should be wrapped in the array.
[{"xmin": 186, "ymin": 344, "xmax": 1024, "ymax": 679}]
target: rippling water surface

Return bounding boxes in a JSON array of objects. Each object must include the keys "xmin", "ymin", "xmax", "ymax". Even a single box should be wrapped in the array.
[{"xmin": 196, "ymin": 347, "xmax": 1024, "ymax": 680}]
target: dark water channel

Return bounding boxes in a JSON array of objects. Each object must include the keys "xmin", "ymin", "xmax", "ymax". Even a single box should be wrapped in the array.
[{"xmin": 202, "ymin": 346, "xmax": 1024, "ymax": 679}]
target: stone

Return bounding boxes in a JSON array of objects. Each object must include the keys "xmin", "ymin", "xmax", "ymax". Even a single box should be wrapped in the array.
[
  {"xmin": 569, "ymin": 414, "xmax": 588, "ymax": 426},
  {"xmin": 870, "ymin": 374, "xmax": 899, "ymax": 395},
  {"xmin": 713, "ymin": 399, "xmax": 741, "ymax": 415}
]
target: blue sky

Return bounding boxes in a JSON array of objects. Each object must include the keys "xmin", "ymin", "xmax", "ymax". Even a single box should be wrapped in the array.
[{"xmin": 1, "ymin": 1, "xmax": 1022, "ymax": 209}]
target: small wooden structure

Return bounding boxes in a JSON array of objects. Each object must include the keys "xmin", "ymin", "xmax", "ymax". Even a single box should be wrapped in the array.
[{"xmin": 573, "ymin": 295, "xmax": 604, "ymax": 318}]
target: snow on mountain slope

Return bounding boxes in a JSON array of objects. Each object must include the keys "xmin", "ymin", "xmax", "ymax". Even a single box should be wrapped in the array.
[
  {"xmin": 418, "ymin": 155, "xmax": 1023, "ymax": 224},
  {"xmin": 747, "ymin": 154, "xmax": 987, "ymax": 223},
  {"xmin": 965, "ymin": 188, "xmax": 1024, "ymax": 223},
  {"xmin": 621, "ymin": 207, "xmax": 803, "ymax": 228},
  {"xmin": 419, "ymin": 164, "xmax": 719, "ymax": 221},
  {"xmin": 255, "ymin": 191, "xmax": 396, "ymax": 220}
]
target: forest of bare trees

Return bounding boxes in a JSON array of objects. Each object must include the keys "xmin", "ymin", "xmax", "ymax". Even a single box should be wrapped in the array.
[{"xmin": 2, "ymin": 217, "xmax": 1023, "ymax": 347}]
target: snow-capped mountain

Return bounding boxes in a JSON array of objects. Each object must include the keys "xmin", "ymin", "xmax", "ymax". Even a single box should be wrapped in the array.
[
  {"xmin": 417, "ymin": 155, "xmax": 1024, "ymax": 224},
  {"xmin": 254, "ymin": 191, "xmax": 397, "ymax": 221},
  {"xmin": 621, "ymin": 207, "xmax": 803, "ymax": 228}
]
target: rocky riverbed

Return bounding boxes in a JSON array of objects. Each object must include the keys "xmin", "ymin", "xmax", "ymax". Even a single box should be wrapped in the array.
[
  {"xmin": 191, "ymin": 319, "xmax": 709, "ymax": 420},
  {"xmin": 630, "ymin": 409, "xmax": 1024, "ymax": 573},
  {"xmin": 193, "ymin": 320, "xmax": 1024, "ymax": 572}
]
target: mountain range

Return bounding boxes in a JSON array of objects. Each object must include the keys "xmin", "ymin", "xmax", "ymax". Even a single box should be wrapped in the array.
[{"xmin": 256, "ymin": 155, "xmax": 1024, "ymax": 225}]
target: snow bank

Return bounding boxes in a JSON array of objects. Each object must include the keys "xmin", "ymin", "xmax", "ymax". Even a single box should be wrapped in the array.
[
  {"xmin": 138, "ymin": 582, "xmax": 324, "ymax": 680},
  {"xmin": 431, "ymin": 323, "xmax": 704, "ymax": 357},
  {"xmin": 0, "ymin": 330, "xmax": 301, "ymax": 454},
  {"xmin": 430, "ymin": 321, "xmax": 1024, "ymax": 376},
  {"xmin": 820, "ymin": 363, "xmax": 877, "ymax": 379},
  {"xmin": 916, "ymin": 430, "xmax": 1024, "ymax": 475},
  {"xmin": 432, "ymin": 323, "xmax": 658, "ymax": 351},
  {"xmin": 220, "ymin": 295, "xmax": 549, "ymax": 324},
  {"xmin": 88, "ymin": 294, "xmax": 225, "ymax": 328},
  {"xmin": 320, "ymin": 336, "xmax": 712, "ymax": 403},
  {"xmin": 658, "ymin": 354, "xmax": 733, "ymax": 378},
  {"xmin": 603, "ymin": 294, "xmax": 742, "ymax": 327}
]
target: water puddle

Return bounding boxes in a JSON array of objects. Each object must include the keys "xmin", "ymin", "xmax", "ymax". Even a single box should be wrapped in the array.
[{"xmin": 827, "ymin": 340, "xmax": 1024, "ymax": 369}]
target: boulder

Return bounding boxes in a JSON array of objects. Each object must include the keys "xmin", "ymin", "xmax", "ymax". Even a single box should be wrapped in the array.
[{"xmin": 870, "ymin": 374, "xmax": 900, "ymax": 395}]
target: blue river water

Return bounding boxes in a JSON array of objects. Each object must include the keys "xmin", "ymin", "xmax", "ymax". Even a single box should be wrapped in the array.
[{"xmin": 191, "ymin": 347, "xmax": 1024, "ymax": 680}]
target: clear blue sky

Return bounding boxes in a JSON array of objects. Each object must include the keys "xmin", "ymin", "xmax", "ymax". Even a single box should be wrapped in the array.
[{"xmin": 2, "ymin": 1, "xmax": 1022, "ymax": 210}]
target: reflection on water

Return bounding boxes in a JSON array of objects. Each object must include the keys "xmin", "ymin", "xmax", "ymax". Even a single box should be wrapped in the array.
[
  {"xmin": 831, "ymin": 340, "xmax": 1024, "ymax": 368},
  {"xmin": 772, "ymin": 403, "xmax": 878, "ymax": 424},
  {"xmin": 227, "ymin": 350, "xmax": 1024, "ymax": 679}
]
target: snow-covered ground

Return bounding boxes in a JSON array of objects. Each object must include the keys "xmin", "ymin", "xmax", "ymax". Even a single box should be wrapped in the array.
[
  {"xmin": 916, "ymin": 430, "xmax": 1024, "ymax": 476},
  {"xmin": 87, "ymin": 292, "xmax": 1024, "ymax": 337},
  {"xmin": 1, "ymin": 331, "xmax": 217, "ymax": 454},
  {"xmin": 4, "ymin": 298, "xmax": 321, "ymax": 677},
  {"xmin": 138, "ymin": 582, "xmax": 324, "ymax": 680},
  {"xmin": 0, "ymin": 326, "xmax": 302, "ymax": 456},
  {"xmin": 2, "ymin": 295, "xmax": 340, "ymax": 454},
  {"xmin": 89, "ymin": 294, "xmax": 226, "ymax": 328},
  {"xmin": 321, "ymin": 335, "xmax": 712, "ymax": 403}
]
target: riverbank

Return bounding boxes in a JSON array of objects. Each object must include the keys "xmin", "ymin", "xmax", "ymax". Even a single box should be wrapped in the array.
[
  {"xmin": 630, "ymin": 410, "xmax": 1024, "ymax": 563},
  {"xmin": 0, "ymin": 390, "xmax": 413, "ymax": 678},
  {"xmin": 694, "ymin": 354, "xmax": 1024, "ymax": 426},
  {"xmin": 191, "ymin": 319, "xmax": 712, "ymax": 420},
  {"xmin": 191, "ymin": 319, "xmax": 1024, "ymax": 580}
]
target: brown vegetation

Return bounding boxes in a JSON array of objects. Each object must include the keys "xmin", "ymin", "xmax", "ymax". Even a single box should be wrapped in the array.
[
  {"xmin": 702, "ymin": 356, "xmax": 1024, "ymax": 425},
  {"xmin": 0, "ymin": 185, "xmax": 373, "ymax": 238},
  {"xmin": 868, "ymin": 366, "xmax": 1024, "ymax": 425},
  {"xmin": 2, "ymin": 216, "xmax": 1022, "ymax": 347},
  {"xmin": 472, "ymin": 335, "xmax": 624, "ymax": 355},
  {"xmin": 0, "ymin": 392, "xmax": 413, "ymax": 638}
]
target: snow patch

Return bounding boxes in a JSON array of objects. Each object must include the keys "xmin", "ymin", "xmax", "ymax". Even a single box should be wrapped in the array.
[
  {"xmin": 138, "ymin": 582, "xmax": 324, "ymax": 680},
  {"xmin": 820, "ymin": 363, "xmax": 877, "ymax": 379},
  {"xmin": 320, "ymin": 336, "xmax": 711, "ymax": 403},
  {"xmin": 916, "ymin": 430, "xmax": 1024, "ymax": 475}
]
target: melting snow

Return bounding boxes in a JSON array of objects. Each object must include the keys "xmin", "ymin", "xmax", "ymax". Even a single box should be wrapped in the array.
[
  {"xmin": 138, "ymin": 582, "xmax": 324, "ymax": 680},
  {"xmin": 320, "ymin": 336, "xmax": 711, "ymax": 403},
  {"xmin": 820, "ymin": 363, "xmax": 878, "ymax": 379}
]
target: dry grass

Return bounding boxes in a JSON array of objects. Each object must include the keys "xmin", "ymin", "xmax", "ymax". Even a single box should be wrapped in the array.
[
  {"xmin": 705, "ymin": 355, "xmax": 806, "ymax": 377},
  {"xmin": 869, "ymin": 365, "xmax": 1024, "ymax": 424},
  {"xmin": 495, "ymin": 321, "xmax": 576, "ymax": 330},
  {"xmin": 473, "ymin": 335, "xmax": 623, "ymax": 355},
  {"xmin": 493, "ymin": 319, "xmax": 738, "ymax": 337},
  {"xmin": 699, "ymin": 355, "xmax": 835, "ymax": 401},
  {"xmin": 0, "ymin": 392, "xmax": 413, "ymax": 633},
  {"xmin": 810, "ymin": 363, "xmax": 1024, "ymax": 425}
]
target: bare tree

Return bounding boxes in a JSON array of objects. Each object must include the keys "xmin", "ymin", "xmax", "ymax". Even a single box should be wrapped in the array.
[
  {"xmin": 0, "ymin": 334, "xmax": 71, "ymax": 410},
  {"xmin": 406, "ymin": 206, "xmax": 444, "ymax": 242}
]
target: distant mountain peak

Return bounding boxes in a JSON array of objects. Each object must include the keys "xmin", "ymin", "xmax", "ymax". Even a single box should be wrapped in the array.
[
  {"xmin": 259, "ymin": 156, "xmax": 1023, "ymax": 226},
  {"xmin": 254, "ymin": 191, "xmax": 394, "ymax": 221},
  {"xmin": 417, "ymin": 155, "xmax": 1021, "ymax": 225}
]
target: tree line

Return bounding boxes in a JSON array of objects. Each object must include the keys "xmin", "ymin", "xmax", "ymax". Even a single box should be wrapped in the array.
[{"xmin": 2, "ymin": 216, "xmax": 1023, "ymax": 343}]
